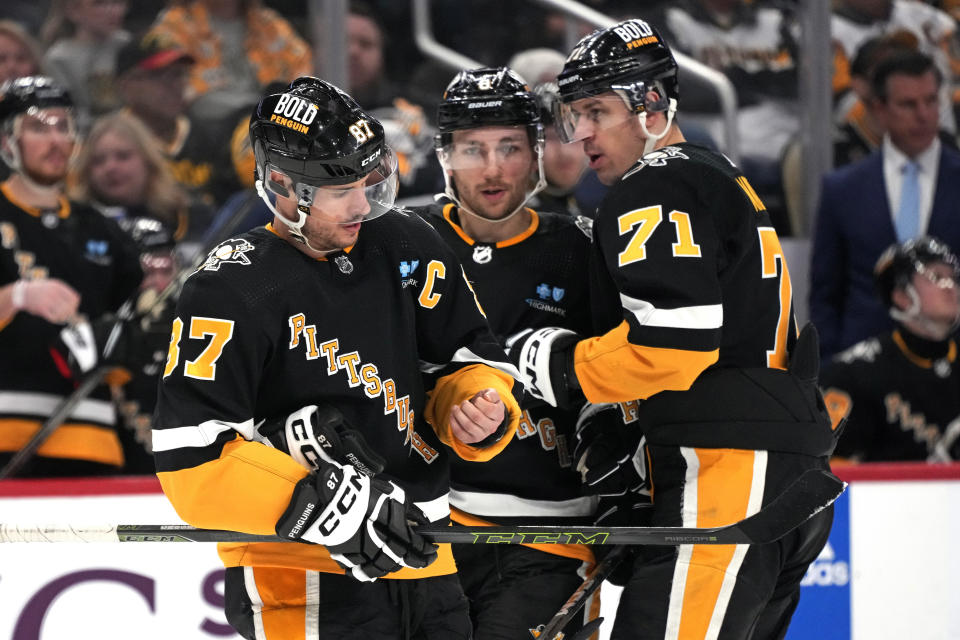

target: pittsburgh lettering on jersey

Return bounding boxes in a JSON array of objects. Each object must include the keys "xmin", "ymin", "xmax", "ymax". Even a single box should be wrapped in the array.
[
  {"xmin": 515, "ymin": 410, "xmax": 571, "ymax": 467},
  {"xmin": 885, "ymin": 393, "xmax": 941, "ymax": 450},
  {"xmin": 618, "ymin": 399, "xmax": 641, "ymax": 424},
  {"xmin": 288, "ymin": 313, "xmax": 439, "ymax": 464}
]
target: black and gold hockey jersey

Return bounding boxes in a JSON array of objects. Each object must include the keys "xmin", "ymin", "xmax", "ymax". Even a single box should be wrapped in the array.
[
  {"xmin": 416, "ymin": 204, "xmax": 596, "ymax": 553},
  {"xmin": 821, "ymin": 330, "xmax": 960, "ymax": 462},
  {"xmin": 153, "ymin": 211, "xmax": 523, "ymax": 579},
  {"xmin": 574, "ymin": 143, "xmax": 832, "ymax": 454},
  {"xmin": 0, "ymin": 182, "xmax": 143, "ymax": 466}
]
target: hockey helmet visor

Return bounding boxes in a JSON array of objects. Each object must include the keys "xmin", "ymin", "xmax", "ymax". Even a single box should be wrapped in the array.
[
  {"xmin": 260, "ymin": 145, "xmax": 399, "ymax": 225},
  {"xmin": 436, "ymin": 125, "xmax": 539, "ymax": 172}
]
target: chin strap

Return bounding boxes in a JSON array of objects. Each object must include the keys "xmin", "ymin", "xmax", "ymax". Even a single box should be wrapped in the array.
[
  {"xmin": 889, "ymin": 283, "xmax": 960, "ymax": 340},
  {"xmin": 255, "ymin": 180, "xmax": 333, "ymax": 256},
  {"xmin": 638, "ymin": 98, "xmax": 678, "ymax": 157}
]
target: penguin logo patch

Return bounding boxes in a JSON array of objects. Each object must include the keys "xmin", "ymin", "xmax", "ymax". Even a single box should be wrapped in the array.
[{"xmin": 200, "ymin": 238, "xmax": 255, "ymax": 271}]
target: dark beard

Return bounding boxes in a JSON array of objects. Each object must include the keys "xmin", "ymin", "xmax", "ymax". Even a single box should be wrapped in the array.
[{"xmin": 23, "ymin": 165, "xmax": 66, "ymax": 187}]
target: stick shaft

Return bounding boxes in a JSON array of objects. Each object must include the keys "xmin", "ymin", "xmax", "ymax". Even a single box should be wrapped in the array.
[{"xmin": 532, "ymin": 546, "xmax": 630, "ymax": 639}]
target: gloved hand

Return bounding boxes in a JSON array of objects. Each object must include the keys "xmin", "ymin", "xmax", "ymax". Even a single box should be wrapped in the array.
[
  {"xmin": 592, "ymin": 494, "xmax": 652, "ymax": 588},
  {"xmin": 258, "ymin": 404, "xmax": 385, "ymax": 475},
  {"xmin": 53, "ymin": 311, "xmax": 138, "ymax": 379},
  {"xmin": 505, "ymin": 327, "xmax": 583, "ymax": 409},
  {"xmin": 276, "ymin": 460, "xmax": 438, "ymax": 581},
  {"xmin": 574, "ymin": 403, "xmax": 646, "ymax": 497}
]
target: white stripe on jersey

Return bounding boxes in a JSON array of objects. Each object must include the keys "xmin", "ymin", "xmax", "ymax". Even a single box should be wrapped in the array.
[
  {"xmin": 151, "ymin": 418, "xmax": 256, "ymax": 452},
  {"xmin": 705, "ymin": 451, "xmax": 767, "ymax": 640},
  {"xmin": 418, "ymin": 360, "xmax": 446, "ymax": 374},
  {"xmin": 450, "ymin": 346, "xmax": 523, "ymax": 380},
  {"xmin": 450, "ymin": 488, "xmax": 598, "ymax": 517},
  {"xmin": 305, "ymin": 570, "xmax": 320, "ymax": 638},
  {"xmin": 243, "ymin": 566, "xmax": 267, "ymax": 640},
  {"xmin": 416, "ymin": 493, "xmax": 451, "ymax": 522},
  {"xmin": 665, "ymin": 447, "xmax": 701, "ymax": 640},
  {"xmin": 0, "ymin": 391, "xmax": 115, "ymax": 425},
  {"xmin": 620, "ymin": 293, "xmax": 723, "ymax": 330}
]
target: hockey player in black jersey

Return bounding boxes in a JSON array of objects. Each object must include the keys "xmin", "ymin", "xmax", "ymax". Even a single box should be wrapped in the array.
[
  {"xmin": 413, "ymin": 66, "xmax": 605, "ymax": 638},
  {"xmin": 0, "ymin": 76, "xmax": 143, "ymax": 477},
  {"xmin": 822, "ymin": 237, "xmax": 960, "ymax": 462},
  {"xmin": 153, "ymin": 76, "xmax": 524, "ymax": 640},
  {"xmin": 506, "ymin": 19, "xmax": 840, "ymax": 639}
]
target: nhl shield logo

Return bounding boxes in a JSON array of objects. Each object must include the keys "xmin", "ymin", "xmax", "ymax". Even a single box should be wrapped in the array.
[
  {"xmin": 473, "ymin": 245, "xmax": 493, "ymax": 264},
  {"xmin": 334, "ymin": 254, "xmax": 354, "ymax": 274},
  {"xmin": 200, "ymin": 238, "xmax": 255, "ymax": 271}
]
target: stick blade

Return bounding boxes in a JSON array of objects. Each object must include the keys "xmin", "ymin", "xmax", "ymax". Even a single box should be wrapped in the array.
[{"xmin": 735, "ymin": 468, "xmax": 846, "ymax": 544}]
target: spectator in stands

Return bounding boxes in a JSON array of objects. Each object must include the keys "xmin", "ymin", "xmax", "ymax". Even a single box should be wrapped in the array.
[
  {"xmin": 343, "ymin": 1, "xmax": 439, "ymax": 200},
  {"xmin": 0, "ymin": 76, "xmax": 142, "ymax": 478},
  {"xmin": 69, "ymin": 111, "xmax": 213, "ymax": 258},
  {"xmin": 811, "ymin": 50, "xmax": 960, "ymax": 361},
  {"xmin": 821, "ymin": 236, "xmax": 960, "ymax": 463},
  {"xmin": 661, "ymin": 0, "xmax": 801, "ymax": 234},
  {"xmin": 505, "ymin": 48, "xmax": 590, "ymax": 217},
  {"xmin": 146, "ymin": 0, "xmax": 311, "ymax": 126},
  {"xmin": 832, "ymin": 0, "xmax": 959, "ymax": 134},
  {"xmin": 0, "ymin": 20, "xmax": 42, "ymax": 83},
  {"xmin": 115, "ymin": 32, "xmax": 240, "ymax": 209},
  {"xmin": 40, "ymin": 0, "xmax": 131, "ymax": 132}
]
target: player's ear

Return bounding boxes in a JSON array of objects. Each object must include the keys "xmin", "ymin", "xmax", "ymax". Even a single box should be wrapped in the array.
[{"xmin": 891, "ymin": 286, "xmax": 912, "ymax": 311}]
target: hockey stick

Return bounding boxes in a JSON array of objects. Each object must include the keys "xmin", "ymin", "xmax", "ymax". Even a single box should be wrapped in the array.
[
  {"xmin": 0, "ymin": 469, "xmax": 845, "ymax": 544},
  {"xmin": 0, "ymin": 192, "xmax": 263, "ymax": 479},
  {"xmin": 530, "ymin": 546, "xmax": 631, "ymax": 640},
  {"xmin": 528, "ymin": 468, "xmax": 844, "ymax": 640}
]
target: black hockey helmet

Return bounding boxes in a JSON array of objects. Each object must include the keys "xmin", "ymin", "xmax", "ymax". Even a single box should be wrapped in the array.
[
  {"xmin": 0, "ymin": 76, "xmax": 77, "ymax": 173},
  {"xmin": 434, "ymin": 67, "xmax": 546, "ymax": 218},
  {"xmin": 554, "ymin": 18, "xmax": 679, "ymax": 143},
  {"xmin": 249, "ymin": 76, "xmax": 398, "ymax": 225},
  {"xmin": 435, "ymin": 67, "xmax": 541, "ymax": 143},
  {"xmin": 118, "ymin": 217, "xmax": 177, "ymax": 253},
  {"xmin": 874, "ymin": 236, "xmax": 960, "ymax": 309},
  {"xmin": 0, "ymin": 75, "xmax": 74, "ymax": 126}
]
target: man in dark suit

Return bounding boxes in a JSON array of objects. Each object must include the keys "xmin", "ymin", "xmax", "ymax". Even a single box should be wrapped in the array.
[{"xmin": 811, "ymin": 50, "xmax": 960, "ymax": 361}]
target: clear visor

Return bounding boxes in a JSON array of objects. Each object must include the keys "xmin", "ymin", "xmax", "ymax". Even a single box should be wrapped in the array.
[
  {"xmin": 555, "ymin": 84, "xmax": 667, "ymax": 144},
  {"xmin": 262, "ymin": 147, "xmax": 399, "ymax": 225},
  {"xmin": 436, "ymin": 126, "xmax": 534, "ymax": 172},
  {"xmin": 13, "ymin": 107, "xmax": 77, "ymax": 141}
]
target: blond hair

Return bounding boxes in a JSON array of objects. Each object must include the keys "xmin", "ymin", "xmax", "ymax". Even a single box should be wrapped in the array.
[
  {"xmin": 0, "ymin": 20, "xmax": 44, "ymax": 77},
  {"xmin": 70, "ymin": 111, "xmax": 188, "ymax": 228}
]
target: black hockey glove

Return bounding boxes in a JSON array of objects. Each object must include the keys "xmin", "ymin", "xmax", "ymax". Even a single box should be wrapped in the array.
[
  {"xmin": 276, "ymin": 460, "xmax": 438, "ymax": 581},
  {"xmin": 53, "ymin": 313, "xmax": 139, "ymax": 380},
  {"xmin": 574, "ymin": 403, "xmax": 646, "ymax": 497},
  {"xmin": 259, "ymin": 404, "xmax": 385, "ymax": 475},
  {"xmin": 505, "ymin": 327, "xmax": 583, "ymax": 409}
]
